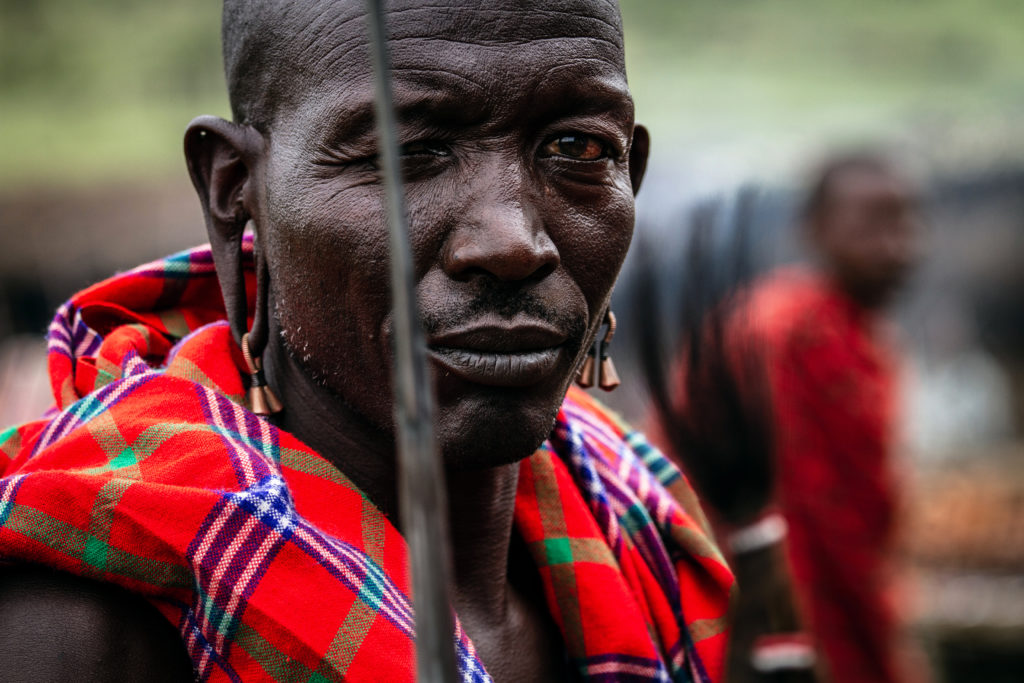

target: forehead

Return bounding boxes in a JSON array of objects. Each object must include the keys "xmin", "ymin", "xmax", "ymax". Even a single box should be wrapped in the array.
[{"xmin": 268, "ymin": 0, "xmax": 628, "ymax": 131}]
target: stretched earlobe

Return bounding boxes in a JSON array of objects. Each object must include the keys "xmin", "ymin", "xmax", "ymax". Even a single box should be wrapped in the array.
[
  {"xmin": 629, "ymin": 124, "xmax": 650, "ymax": 195},
  {"xmin": 183, "ymin": 116, "xmax": 265, "ymax": 343}
]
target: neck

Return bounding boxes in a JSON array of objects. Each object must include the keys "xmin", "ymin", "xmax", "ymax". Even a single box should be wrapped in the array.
[
  {"xmin": 264, "ymin": 327, "xmax": 402, "ymax": 517},
  {"xmin": 447, "ymin": 464, "xmax": 521, "ymax": 621},
  {"xmin": 262, "ymin": 324, "xmax": 523, "ymax": 619},
  {"xmin": 820, "ymin": 269, "xmax": 888, "ymax": 315}
]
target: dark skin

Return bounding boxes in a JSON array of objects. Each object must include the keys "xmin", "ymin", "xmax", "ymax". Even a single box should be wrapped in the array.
[
  {"xmin": 0, "ymin": 1, "xmax": 648, "ymax": 680},
  {"xmin": 809, "ymin": 166, "xmax": 920, "ymax": 310},
  {"xmin": 0, "ymin": 565, "xmax": 192, "ymax": 682}
]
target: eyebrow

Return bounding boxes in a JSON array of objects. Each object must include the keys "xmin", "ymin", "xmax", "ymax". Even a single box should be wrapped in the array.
[
  {"xmin": 532, "ymin": 72, "xmax": 634, "ymax": 123},
  {"xmin": 315, "ymin": 71, "xmax": 490, "ymax": 148},
  {"xmin": 317, "ymin": 66, "xmax": 633, "ymax": 150}
]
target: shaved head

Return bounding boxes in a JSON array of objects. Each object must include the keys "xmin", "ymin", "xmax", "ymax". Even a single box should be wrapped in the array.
[{"xmin": 222, "ymin": 0, "xmax": 625, "ymax": 129}]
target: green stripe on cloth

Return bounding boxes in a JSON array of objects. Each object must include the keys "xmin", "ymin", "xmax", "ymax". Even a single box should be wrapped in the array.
[
  {"xmin": 67, "ymin": 394, "xmax": 112, "ymax": 435},
  {"xmin": 676, "ymin": 524, "xmax": 727, "ymax": 564},
  {"xmin": 280, "ymin": 448, "xmax": 354, "ymax": 488},
  {"xmin": 532, "ymin": 537, "xmax": 617, "ymax": 568},
  {"xmin": 165, "ymin": 358, "xmax": 245, "ymax": 404},
  {"xmin": 688, "ymin": 616, "xmax": 729, "ymax": 643},
  {"xmin": 161, "ymin": 255, "xmax": 196, "ymax": 275},
  {"xmin": 0, "ymin": 425, "xmax": 20, "ymax": 462},
  {"xmin": 619, "ymin": 502, "xmax": 652, "ymax": 538},
  {"xmin": 109, "ymin": 447, "xmax": 139, "ymax": 470},
  {"xmin": 316, "ymin": 597, "xmax": 378, "ymax": 681},
  {"xmin": 83, "ymin": 421, "xmax": 213, "ymax": 477},
  {"xmin": 92, "ymin": 356, "xmax": 122, "ymax": 392},
  {"xmin": 360, "ymin": 496, "xmax": 385, "ymax": 564},
  {"xmin": 627, "ymin": 431, "xmax": 681, "ymax": 487},
  {"xmin": 0, "ymin": 501, "xmax": 14, "ymax": 527},
  {"xmin": 198, "ymin": 592, "xmax": 234, "ymax": 640},
  {"xmin": 527, "ymin": 455, "xmax": 586, "ymax": 656},
  {"xmin": 5, "ymin": 503, "xmax": 88, "ymax": 558},
  {"xmin": 233, "ymin": 621, "xmax": 315, "ymax": 681},
  {"xmin": 158, "ymin": 309, "xmax": 192, "ymax": 340},
  {"xmin": 4, "ymin": 503, "xmax": 191, "ymax": 588},
  {"xmin": 544, "ymin": 537, "xmax": 573, "ymax": 565},
  {"xmin": 85, "ymin": 411, "xmax": 136, "ymax": 477},
  {"xmin": 84, "ymin": 478, "xmax": 134, "ymax": 574}
]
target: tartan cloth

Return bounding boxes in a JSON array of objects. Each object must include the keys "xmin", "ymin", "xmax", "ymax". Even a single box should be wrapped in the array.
[
  {"xmin": 0, "ymin": 239, "xmax": 733, "ymax": 682},
  {"xmin": 734, "ymin": 267, "xmax": 903, "ymax": 683}
]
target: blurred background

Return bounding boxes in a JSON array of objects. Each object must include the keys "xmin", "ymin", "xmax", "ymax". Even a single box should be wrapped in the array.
[{"xmin": 1, "ymin": 1, "xmax": 1022, "ymax": 680}]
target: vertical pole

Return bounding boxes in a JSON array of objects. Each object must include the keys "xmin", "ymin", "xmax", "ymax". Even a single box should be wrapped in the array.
[{"xmin": 363, "ymin": 1, "xmax": 458, "ymax": 681}]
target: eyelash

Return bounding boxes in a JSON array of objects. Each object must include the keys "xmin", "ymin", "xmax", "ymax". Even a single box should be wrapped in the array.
[
  {"xmin": 313, "ymin": 132, "xmax": 623, "ymax": 176},
  {"xmin": 539, "ymin": 133, "xmax": 618, "ymax": 162}
]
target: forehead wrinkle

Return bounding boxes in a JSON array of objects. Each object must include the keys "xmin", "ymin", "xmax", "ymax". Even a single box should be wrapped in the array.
[
  {"xmin": 308, "ymin": 39, "xmax": 624, "ymax": 131},
  {"xmin": 284, "ymin": 0, "xmax": 624, "ymax": 71},
  {"xmin": 393, "ymin": 68, "xmax": 488, "ymax": 97},
  {"xmin": 251, "ymin": 5, "xmax": 368, "ymax": 128},
  {"xmin": 287, "ymin": 73, "xmax": 490, "ymax": 150},
  {"xmin": 384, "ymin": 6, "xmax": 623, "ymax": 54},
  {"xmin": 394, "ymin": 34, "xmax": 623, "ymax": 57},
  {"xmin": 259, "ymin": 0, "xmax": 627, "ymax": 131}
]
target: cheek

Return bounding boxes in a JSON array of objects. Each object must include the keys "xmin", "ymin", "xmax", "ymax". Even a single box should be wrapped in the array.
[
  {"xmin": 552, "ymin": 183, "xmax": 635, "ymax": 304},
  {"xmin": 262, "ymin": 175, "xmax": 394, "ymax": 383}
]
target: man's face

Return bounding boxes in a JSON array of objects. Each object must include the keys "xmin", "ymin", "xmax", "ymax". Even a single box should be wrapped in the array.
[
  {"xmin": 253, "ymin": 1, "xmax": 643, "ymax": 467},
  {"xmin": 816, "ymin": 167, "xmax": 920, "ymax": 308}
]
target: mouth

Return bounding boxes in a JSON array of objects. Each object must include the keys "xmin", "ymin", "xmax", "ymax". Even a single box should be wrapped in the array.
[{"xmin": 428, "ymin": 319, "xmax": 568, "ymax": 388}]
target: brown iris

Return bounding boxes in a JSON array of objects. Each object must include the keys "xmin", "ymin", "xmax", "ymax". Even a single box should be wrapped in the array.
[{"xmin": 542, "ymin": 134, "xmax": 607, "ymax": 161}]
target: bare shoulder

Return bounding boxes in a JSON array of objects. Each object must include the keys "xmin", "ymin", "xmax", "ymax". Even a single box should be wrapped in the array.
[{"xmin": 0, "ymin": 564, "xmax": 192, "ymax": 682}]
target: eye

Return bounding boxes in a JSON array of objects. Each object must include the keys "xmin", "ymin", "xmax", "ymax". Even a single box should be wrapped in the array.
[
  {"xmin": 400, "ymin": 141, "xmax": 452, "ymax": 157},
  {"xmin": 541, "ymin": 134, "xmax": 610, "ymax": 161}
]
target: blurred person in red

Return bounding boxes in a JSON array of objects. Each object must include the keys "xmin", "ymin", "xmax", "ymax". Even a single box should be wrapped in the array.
[
  {"xmin": 731, "ymin": 153, "xmax": 923, "ymax": 683},
  {"xmin": 644, "ymin": 152, "xmax": 924, "ymax": 682}
]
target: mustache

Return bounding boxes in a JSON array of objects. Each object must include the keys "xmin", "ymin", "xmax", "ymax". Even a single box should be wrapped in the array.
[{"xmin": 420, "ymin": 285, "xmax": 587, "ymax": 342}]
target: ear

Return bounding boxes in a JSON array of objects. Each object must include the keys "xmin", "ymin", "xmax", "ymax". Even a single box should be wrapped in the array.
[
  {"xmin": 184, "ymin": 115, "xmax": 265, "ymax": 344},
  {"xmin": 628, "ymin": 124, "xmax": 650, "ymax": 195}
]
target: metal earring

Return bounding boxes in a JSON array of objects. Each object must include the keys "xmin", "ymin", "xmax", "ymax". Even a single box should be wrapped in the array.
[
  {"xmin": 577, "ymin": 345, "xmax": 598, "ymax": 389},
  {"xmin": 598, "ymin": 310, "xmax": 620, "ymax": 391},
  {"xmin": 576, "ymin": 309, "xmax": 620, "ymax": 391},
  {"xmin": 241, "ymin": 332, "xmax": 283, "ymax": 415}
]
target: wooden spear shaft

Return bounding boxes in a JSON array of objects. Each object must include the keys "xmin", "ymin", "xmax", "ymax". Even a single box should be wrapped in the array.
[{"xmin": 364, "ymin": 1, "xmax": 458, "ymax": 681}]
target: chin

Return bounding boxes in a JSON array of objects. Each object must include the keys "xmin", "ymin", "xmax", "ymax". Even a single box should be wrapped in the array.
[{"xmin": 435, "ymin": 386, "xmax": 566, "ymax": 471}]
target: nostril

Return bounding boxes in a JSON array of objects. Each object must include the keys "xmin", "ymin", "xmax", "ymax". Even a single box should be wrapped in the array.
[
  {"xmin": 445, "ymin": 236, "xmax": 559, "ymax": 283},
  {"xmin": 449, "ymin": 257, "xmax": 556, "ymax": 284},
  {"xmin": 449, "ymin": 264, "xmax": 491, "ymax": 283},
  {"xmin": 530, "ymin": 261, "xmax": 557, "ymax": 282}
]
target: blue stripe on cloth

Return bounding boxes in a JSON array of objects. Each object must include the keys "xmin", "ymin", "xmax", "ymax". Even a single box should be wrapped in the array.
[
  {"xmin": 627, "ymin": 431, "xmax": 682, "ymax": 487},
  {"xmin": 32, "ymin": 373, "xmax": 155, "ymax": 456}
]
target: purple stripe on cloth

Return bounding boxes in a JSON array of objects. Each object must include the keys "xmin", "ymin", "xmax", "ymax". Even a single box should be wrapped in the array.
[{"xmin": 32, "ymin": 373, "xmax": 154, "ymax": 456}]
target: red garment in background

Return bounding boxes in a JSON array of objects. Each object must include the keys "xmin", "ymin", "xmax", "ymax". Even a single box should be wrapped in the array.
[{"xmin": 741, "ymin": 267, "xmax": 902, "ymax": 683}]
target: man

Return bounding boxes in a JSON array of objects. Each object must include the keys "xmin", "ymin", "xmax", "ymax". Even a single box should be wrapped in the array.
[
  {"xmin": 0, "ymin": 2, "xmax": 733, "ymax": 681},
  {"xmin": 731, "ymin": 154, "xmax": 921, "ymax": 682}
]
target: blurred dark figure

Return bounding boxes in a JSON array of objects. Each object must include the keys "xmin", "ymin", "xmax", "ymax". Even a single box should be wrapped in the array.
[
  {"xmin": 637, "ymin": 189, "xmax": 817, "ymax": 683},
  {"xmin": 641, "ymin": 153, "xmax": 925, "ymax": 682},
  {"xmin": 734, "ymin": 154, "xmax": 923, "ymax": 683}
]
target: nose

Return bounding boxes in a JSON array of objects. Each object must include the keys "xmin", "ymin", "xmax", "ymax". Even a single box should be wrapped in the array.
[{"xmin": 443, "ymin": 168, "xmax": 559, "ymax": 283}]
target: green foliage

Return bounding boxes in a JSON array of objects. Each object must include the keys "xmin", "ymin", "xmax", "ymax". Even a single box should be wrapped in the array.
[
  {"xmin": 0, "ymin": 0, "xmax": 226, "ymax": 187},
  {"xmin": 618, "ymin": 0, "xmax": 1024, "ymax": 151},
  {"xmin": 1, "ymin": 0, "xmax": 1022, "ymax": 187}
]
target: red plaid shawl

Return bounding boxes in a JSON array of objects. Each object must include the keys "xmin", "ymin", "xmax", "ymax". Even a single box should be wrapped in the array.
[
  {"xmin": 0, "ymin": 241, "xmax": 733, "ymax": 682},
  {"xmin": 741, "ymin": 268, "xmax": 902, "ymax": 683}
]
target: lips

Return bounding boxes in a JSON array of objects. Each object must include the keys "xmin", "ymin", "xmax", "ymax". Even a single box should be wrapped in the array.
[{"xmin": 428, "ymin": 319, "xmax": 568, "ymax": 388}]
